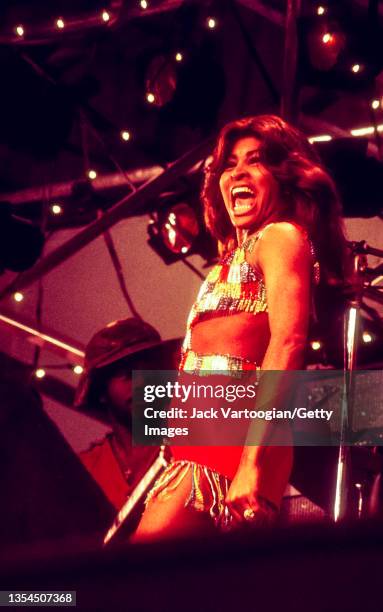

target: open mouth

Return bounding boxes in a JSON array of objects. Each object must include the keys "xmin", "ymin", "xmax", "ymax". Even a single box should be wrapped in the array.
[{"xmin": 231, "ymin": 185, "xmax": 256, "ymax": 214}]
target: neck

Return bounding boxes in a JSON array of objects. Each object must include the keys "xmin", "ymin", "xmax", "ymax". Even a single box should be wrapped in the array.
[
  {"xmin": 236, "ymin": 228, "xmax": 249, "ymax": 247},
  {"xmin": 236, "ymin": 213, "xmax": 282, "ymax": 247}
]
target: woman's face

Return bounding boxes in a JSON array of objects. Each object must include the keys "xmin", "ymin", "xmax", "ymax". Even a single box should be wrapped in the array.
[{"xmin": 219, "ymin": 136, "xmax": 280, "ymax": 233}]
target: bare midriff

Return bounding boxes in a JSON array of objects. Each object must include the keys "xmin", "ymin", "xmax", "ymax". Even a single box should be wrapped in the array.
[{"xmin": 189, "ymin": 310, "xmax": 270, "ymax": 366}]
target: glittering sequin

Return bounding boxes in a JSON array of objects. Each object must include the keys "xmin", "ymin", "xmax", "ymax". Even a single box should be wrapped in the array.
[
  {"xmin": 145, "ymin": 460, "xmax": 232, "ymax": 529},
  {"xmin": 181, "ymin": 236, "xmax": 268, "ymax": 359},
  {"xmin": 180, "ymin": 223, "xmax": 320, "ymax": 365},
  {"xmin": 180, "ymin": 350, "xmax": 259, "ymax": 374}
]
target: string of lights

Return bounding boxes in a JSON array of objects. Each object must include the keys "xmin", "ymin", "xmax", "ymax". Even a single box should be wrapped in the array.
[
  {"xmin": 33, "ymin": 364, "xmax": 84, "ymax": 380},
  {"xmin": 1, "ymin": 7, "xmax": 116, "ymax": 44},
  {"xmin": 2, "ymin": 115, "xmax": 380, "ymax": 223},
  {"xmin": 2, "ymin": 1, "xmax": 382, "ymax": 195},
  {"xmin": 1, "ymin": 1, "xmax": 214, "ymax": 44},
  {"xmin": 2, "ymin": 0, "xmax": 382, "ymax": 377}
]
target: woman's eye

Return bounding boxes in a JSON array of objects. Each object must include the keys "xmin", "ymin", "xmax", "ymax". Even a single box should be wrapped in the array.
[{"xmin": 249, "ymin": 155, "xmax": 260, "ymax": 164}]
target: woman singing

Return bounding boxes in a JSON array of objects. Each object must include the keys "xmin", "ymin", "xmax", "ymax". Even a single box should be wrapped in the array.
[{"xmin": 132, "ymin": 115, "xmax": 348, "ymax": 540}]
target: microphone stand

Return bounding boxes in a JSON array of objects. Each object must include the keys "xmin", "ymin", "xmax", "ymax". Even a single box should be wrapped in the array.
[{"xmin": 333, "ymin": 240, "xmax": 383, "ymax": 521}]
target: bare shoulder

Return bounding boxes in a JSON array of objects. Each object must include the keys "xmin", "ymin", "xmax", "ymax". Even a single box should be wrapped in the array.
[
  {"xmin": 246, "ymin": 222, "xmax": 311, "ymax": 275},
  {"xmin": 258, "ymin": 222, "xmax": 310, "ymax": 258},
  {"xmin": 260, "ymin": 221, "xmax": 308, "ymax": 244}
]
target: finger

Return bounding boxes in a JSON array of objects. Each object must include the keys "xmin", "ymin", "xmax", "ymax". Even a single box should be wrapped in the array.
[
  {"xmin": 226, "ymin": 505, "xmax": 243, "ymax": 524},
  {"xmin": 225, "ymin": 498, "xmax": 243, "ymax": 523},
  {"xmin": 226, "ymin": 497, "xmax": 249, "ymax": 524},
  {"xmin": 247, "ymin": 494, "xmax": 261, "ymax": 512}
]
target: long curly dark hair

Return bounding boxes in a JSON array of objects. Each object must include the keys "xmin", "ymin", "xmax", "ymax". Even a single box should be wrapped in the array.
[{"xmin": 202, "ymin": 115, "xmax": 349, "ymax": 287}]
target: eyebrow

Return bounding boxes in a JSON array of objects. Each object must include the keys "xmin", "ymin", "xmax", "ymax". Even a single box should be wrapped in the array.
[{"xmin": 226, "ymin": 148, "xmax": 260, "ymax": 160}]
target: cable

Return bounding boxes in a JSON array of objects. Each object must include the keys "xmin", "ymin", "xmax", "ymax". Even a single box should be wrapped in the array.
[
  {"xmin": 181, "ymin": 258, "xmax": 206, "ymax": 280},
  {"xmin": 79, "ymin": 116, "xmax": 143, "ymax": 319},
  {"xmin": 228, "ymin": 0, "xmax": 280, "ymax": 104},
  {"xmin": 97, "ymin": 210, "xmax": 143, "ymax": 319}
]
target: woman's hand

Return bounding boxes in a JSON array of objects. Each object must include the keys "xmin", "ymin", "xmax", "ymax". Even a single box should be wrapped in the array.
[
  {"xmin": 225, "ymin": 223, "xmax": 312, "ymax": 529},
  {"xmin": 225, "ymin": 460, "xmax": 277, "ymax": 528}
]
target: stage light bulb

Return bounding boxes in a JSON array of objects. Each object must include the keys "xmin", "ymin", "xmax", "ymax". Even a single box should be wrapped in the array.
[
  {"xmin": 121, "ymin": 130, "xmax": 131, "ymax": 141},
  {"xmin": 88, "ymin": 169, "xmax": 97, "ymax": 180},
  {"xmin": 102, "ymin": 10, "xmax": 110, "ymax": 22},
  {"xmin": 73, "ymin": 365, "xmax": 84, "ymax": 375},
  {"xmin": 207, "ymin": 17, "xmax": 217, "ymax": 29},
  {"xmin": 351, "ymin": 63, "xmax": 361, "ymax": 73},
  {"xmin": 51, "ymin": 204, "xmax": 62, "ymax": 215},
  {"xmin": 362, "ymin": 331, "xmax": 373, "ymax": 343},
  {"xmin": 56, "ymin": 18, "xmax": 65, "ymax": 29},
  {"xmin": 140, "ymin": 0, "xmax": 148, "ymax": 9},
  {"xmin": 311, "ymin": 340, "xmax": 322, "ymax": 351},
  {"xmin": 146, "ymin": 92, "xmax": 155, "ymax": 104},
  {"xmin": 322, "ymin": 33, "xmax": 332, "ymax": 44},
  {"xmin": 13, "ymin": 292, "xmax": 24, "ymax": 303},
  {"xmin": 181, "ymin": 246, "xmax": 188, "ymax": 254},
  {"xmin": 35, "ymin": 368, "xmax": 46, "ymax": 379},
  {"xmin": 16, "ymin": 25, "xmax": 24, "ymax": 37},
  {"xmin": 371, "ymin": 99, "xmax": 380, "ymax": 110},
  {"xmin": 175, "ymin": 52, "xmax": 183, "ymax": 62},
  {"xmin": 317, "ymin": 6, "xmax": 326, "ymax": 15}
]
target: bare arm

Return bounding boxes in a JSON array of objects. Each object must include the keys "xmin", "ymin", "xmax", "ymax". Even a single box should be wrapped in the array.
[
  {"xmin": 225, "ymin": 222, "xmax": 312, "ymax": 522},
  {"xmin": 258, "ymin": 222, "xmax": 311, "ymax": 370}
]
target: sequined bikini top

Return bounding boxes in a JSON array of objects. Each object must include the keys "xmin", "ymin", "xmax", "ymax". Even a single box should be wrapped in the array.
[
  {"xmin": 182, "ymin": 232, "xmax": 265, "ymax": 353},
  {"xmin": 182, "ymin": 223, "xmax": 320, "ymax": 354}
]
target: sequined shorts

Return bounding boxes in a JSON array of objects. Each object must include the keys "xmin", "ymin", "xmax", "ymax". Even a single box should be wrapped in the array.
[
  {"xmin": 146, "ymin": 353, "xmax": 272, "ymax": 529},
  {"xmin": 145, "ymin": 460, "xmax": 232, "ymax": 530},
  {"xmin": 145, "ymin": 460, "xmax": 278, "ymax": 531}
]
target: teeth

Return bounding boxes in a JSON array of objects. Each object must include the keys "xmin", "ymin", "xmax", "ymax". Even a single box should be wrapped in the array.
[
  {"xmin": 231, "ymin": 185, "xmax": 255, "ymax": 197},
  {"xmin": 234, "ymin": 202, "xmax": 253, "ymax": 212}
]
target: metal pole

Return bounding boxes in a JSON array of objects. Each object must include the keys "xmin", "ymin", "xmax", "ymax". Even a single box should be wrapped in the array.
[
  {"xmin": 0, "ymin": 310, "xmax": 85, "ymax": 364},
  {"xmin": 0, "ymin": 138, "xmax": 214, "ymax": 299},
  {"xmin": 333, "ymin": 251, "xmax": 366, "ymax": 521}
]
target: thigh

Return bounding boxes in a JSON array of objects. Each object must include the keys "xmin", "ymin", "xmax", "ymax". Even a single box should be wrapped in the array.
[{"xmin": 131, "ymin": 466, "xmax": 215, "ymax": 542}]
